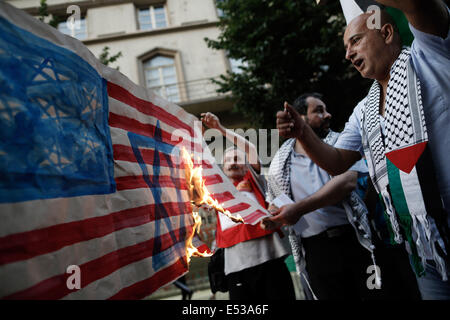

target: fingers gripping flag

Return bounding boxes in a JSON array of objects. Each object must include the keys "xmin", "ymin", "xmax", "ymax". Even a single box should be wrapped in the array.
[{"xmin": 0, "ymin": 2, "xmax": 269, "ymax": 299}]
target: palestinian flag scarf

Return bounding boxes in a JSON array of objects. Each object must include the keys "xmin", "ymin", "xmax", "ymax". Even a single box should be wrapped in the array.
[{"xmin": 362, "ymin": 47, "xmax": 449, "ymax": 280}]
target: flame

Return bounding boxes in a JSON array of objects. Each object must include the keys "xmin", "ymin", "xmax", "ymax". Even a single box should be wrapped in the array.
[
  {"xmin": 181, "ymin": 147, "xmax": 244, "ymax": 223},
  {"xmin": 185, "ymin": 210, "xmax": 209, "ymax": 264},
  {"xmin": 181, "ymin": 147, "xmax": 244, "ymax": 263}
]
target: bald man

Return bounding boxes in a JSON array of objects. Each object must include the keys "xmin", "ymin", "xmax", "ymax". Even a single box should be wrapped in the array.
[{"xmin": 267, "ymin": 1, "xmax": 450, "ymax": 299}]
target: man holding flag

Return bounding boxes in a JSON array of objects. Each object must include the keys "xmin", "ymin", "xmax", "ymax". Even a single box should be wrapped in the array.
[
  {"xmin": 266, "ymin": 0, "xmax": 450, "ymax": 299},
  {"xmin": 201, "ymin": 112, "xmax": 295, "ymax": 301}
]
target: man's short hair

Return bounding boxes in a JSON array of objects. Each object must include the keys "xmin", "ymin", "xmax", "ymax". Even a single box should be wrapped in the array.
[{"xmin": 292, "ymin": 92, "xmax": 323, "ymax": 115}]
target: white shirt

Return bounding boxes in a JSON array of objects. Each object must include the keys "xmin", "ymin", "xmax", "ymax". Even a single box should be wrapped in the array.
[{"xmin": 290, "ymin": 148, "xmax": 368, "ymax": 238}]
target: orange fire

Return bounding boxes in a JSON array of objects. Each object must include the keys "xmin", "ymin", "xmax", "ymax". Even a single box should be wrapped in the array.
[
  {"xmin": 181, "ymin": 147, "xmax": 244, "ymax": 263},
  {"xmin": 185, "ymin": 210, "xmax": 209, "ymax": 264}
]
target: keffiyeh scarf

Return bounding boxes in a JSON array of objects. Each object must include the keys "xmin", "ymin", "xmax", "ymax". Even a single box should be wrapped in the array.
[{"xmin": 362, "ymin": 47, "xmax": 449, "ymax": 279}]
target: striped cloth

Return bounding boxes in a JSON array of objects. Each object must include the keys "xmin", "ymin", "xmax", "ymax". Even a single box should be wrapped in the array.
[{"xmin": 0, "ymin": 2, "xmax": 269, "ymax": 299}]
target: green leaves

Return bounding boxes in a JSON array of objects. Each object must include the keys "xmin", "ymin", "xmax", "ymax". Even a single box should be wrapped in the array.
[
  {"xmin": 38, "ymin": 0, "xmax": 64, "ymax": 27},
  {"xmin": 98, "ymin": 46, "xmax": 122, "ymax": 69},
  {"xmin": 38, "ymin": 0, "xmax": 48, "ymax": 22}
]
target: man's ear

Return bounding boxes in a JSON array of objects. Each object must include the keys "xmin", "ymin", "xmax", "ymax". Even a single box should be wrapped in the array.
[{"xmin": 381, "ymin": 23, "xmax": 395, "ymax": 45}]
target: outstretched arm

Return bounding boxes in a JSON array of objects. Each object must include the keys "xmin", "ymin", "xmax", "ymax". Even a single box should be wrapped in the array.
[
  {"xmin": 277, "ymin": 102, "xmax": 361, "ymax": 176},
  {"xmin": 261, "ymin": 170, "xmax": 359, "ymax": 230},
  {"xmin": 376, "ymin": 0, "xmax": 449, "ymax": 38},
  {"xmin": 201, "ymin": 112, "xmax": 261, "ymax": 173}
]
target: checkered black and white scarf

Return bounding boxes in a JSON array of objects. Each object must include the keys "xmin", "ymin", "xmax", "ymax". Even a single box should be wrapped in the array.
[
  {"xmin": 363, "ymin": 48, "xmax": 427, "ymax": 191},
  {"xmin": 362, "ymin": 47, "xmax": 448, "ymax": 279}
]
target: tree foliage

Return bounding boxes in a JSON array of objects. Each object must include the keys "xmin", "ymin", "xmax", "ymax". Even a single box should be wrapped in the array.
[
  {"xmin": 38, "ymin": 0, "xmax": 64, "ymax": 27},
  {"xmin": 206, "ymin": 0, "xmax": 372, "ymax": 130},
  {"xmin": 98, "ymin": 46, "xmax": 123, "ymax": 69},
  {"xmin": 38, "ymin": 0, "xmax": 48, "ymax": 22}
]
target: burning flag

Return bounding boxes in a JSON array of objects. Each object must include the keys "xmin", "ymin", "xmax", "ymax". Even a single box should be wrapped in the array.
[
  {"xmin": 181, "ymin": 147, "xmax": 245, "ymax": 224},
  {"xmin": 0, "ymin": 2, "xmax": 270, "ymax": 299}
]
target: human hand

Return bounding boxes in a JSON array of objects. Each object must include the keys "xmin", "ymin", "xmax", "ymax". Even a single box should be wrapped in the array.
[
  {"xmin": 276, "ymin": 102, "xmax": 307, "ymax": 139},
  {"xmin": 260, "ymin": 203, "xmax": 300, "ymax": 230},
  {"xmin": 200, "ymin": 112, "xmax": 222, "ymax": 130},
  {"xmin": 267, "ymin": 204, "xmax": 279, "ymax": 214},
  {"xmin": 236, "ymin": 180, "xmax": 252, "ymax": 192}
]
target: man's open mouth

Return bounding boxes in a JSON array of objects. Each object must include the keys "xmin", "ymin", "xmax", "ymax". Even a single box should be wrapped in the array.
[{"xmin": 354, "ymin": 58, "xmax": 364, "ymax": 70}]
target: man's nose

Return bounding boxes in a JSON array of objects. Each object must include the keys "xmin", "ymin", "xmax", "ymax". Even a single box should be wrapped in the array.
[
  {"xmin": 345, "ymin": 46, "xmax": 355, "ymax": 61},
  {"xmin": 324, "ymin": 111, "xmax": 332, "ymax": 120}
]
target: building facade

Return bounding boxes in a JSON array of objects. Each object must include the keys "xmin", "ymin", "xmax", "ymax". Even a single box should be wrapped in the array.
[{"xmin": 7, "ymin": 0, "xmax": 245, "ymax": 126}]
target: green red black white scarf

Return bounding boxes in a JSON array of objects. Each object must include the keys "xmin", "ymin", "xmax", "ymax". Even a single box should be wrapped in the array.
[{"xmin": 362, "ymin": 47, "xmax": 449, "ymax": 280}]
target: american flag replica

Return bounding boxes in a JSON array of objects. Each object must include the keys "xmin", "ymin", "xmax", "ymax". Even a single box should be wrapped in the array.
[{"xmin": 0, "ymin": 2, "xmax": 269, "ymax": 299}]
